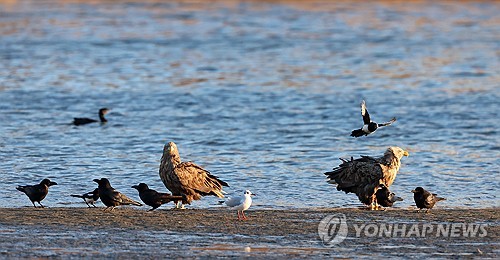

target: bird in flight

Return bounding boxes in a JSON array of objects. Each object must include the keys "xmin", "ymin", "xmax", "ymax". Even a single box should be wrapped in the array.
[{"xmin": 351, "ymin": 100, "xmax": 396, "ymax": 138}]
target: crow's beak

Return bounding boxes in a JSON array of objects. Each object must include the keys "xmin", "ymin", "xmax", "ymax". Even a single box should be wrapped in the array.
[
  {"xmin": 50, "ymin": 181, "xmax": 58, "ymax": 186},
  {"xmin": 131, "ymin": 185, "xmax": 138, "ymax": 190},
  {"xmin": 93, "ymin": 179, "xmax": 99, "ymax": 183}
]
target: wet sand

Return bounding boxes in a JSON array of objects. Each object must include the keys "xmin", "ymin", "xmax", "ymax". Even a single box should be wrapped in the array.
[{"xmin": 0, "ymin": 207, "xmax": 498, "ymax": 258}]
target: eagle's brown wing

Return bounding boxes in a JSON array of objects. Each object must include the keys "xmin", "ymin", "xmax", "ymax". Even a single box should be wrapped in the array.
[{"xmin": 174, "ymin": 161, "xmax": 229, "ymax": 198}]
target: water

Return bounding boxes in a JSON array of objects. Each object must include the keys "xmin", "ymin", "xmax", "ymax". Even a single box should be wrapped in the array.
[{"xmin": 0, "ymin": 1, "xmax": 498, "ymax": 209}]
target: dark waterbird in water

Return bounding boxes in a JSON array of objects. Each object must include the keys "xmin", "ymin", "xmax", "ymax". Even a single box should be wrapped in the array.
[
  {"xmin": 73, "ymin": 108, "xmax": 109, "ymax": 126},
  {"xmin": 132, "ymin": 183, "xmax": 184, "ymax": 211},
  {"xmin": 93, "ymin": 178, "xmax": 142, "ymax": 211},
  {"xmin": 71, "ymin": 188, "xmax": 100, "ymax": 208},
  {"xmin": 324, "ymin": 147, "xmax": 409, "ymax": 210},
  {"xmin": 159, "ymin": 141, "xmax": 229, "ymax": 209},
  {"xmin": 411, "ymin": 187, "xmax": 446, "ymax": 212},
  {"xmin": 351, "ymin": 100, "xmax": 396, "ymax": 137},
  {"xmin": 375, "ymin": 184, "xmax": 403, "ymax": 208},
  {"xmin": 16, "ymin": 178, "xmax": 58, "ymax": 208}
]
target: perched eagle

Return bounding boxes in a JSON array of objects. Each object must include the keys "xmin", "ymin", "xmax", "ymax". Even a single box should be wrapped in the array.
[
  {"xmin": 159, "ymin": 141, "xmax": 229, "ymax": 209},
  {"xmin": 324, "ymin": 147, "xmax": 409, "ymax": 209}
]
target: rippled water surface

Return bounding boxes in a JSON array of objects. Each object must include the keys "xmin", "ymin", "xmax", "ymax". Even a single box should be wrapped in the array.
[{"xmin": 0, "ymin": 0, "xmax": 498, "ymax": 209}]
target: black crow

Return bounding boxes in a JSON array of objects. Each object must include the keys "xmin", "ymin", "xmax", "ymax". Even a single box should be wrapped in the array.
[
  {"xmin": 16, "ymin": 178, "xmax": 58, "ymax": 208},
  {"xmin": 73, "ymin": 108, "xmax": 109, "ymax": 126},
  {"xmin": 411, "ymin": 187, "xmax": 446, "ymax": 212},
  {"xmin": 93, "ymin": 178, "xmax": 142, "ymax": 211},
  {"xmin": 131, "ymin": 183, "xmax": 184, "ymax": 211},
  {"xmin": 375, "ymin": 184, "xmax": 403, "ymax": 208},
  {"xmin": 351, "ymin": 100, "xmax": 396, "ymax": 137},
  {"xmin": 71, "ymin": 188, "xmax": 100, "ymax": 208}
]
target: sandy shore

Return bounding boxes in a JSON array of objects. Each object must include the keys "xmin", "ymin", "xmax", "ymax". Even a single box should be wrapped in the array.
[{"xmin": 0, "ymin": 207, "xmax": 498, "ymax": 258}]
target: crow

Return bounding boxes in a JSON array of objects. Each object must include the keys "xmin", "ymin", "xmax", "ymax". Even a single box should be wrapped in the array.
[
  {"xmin": 375, "ymin": 184, "xmax": 403, "ymax": 208},
  {"xmin": 411, "ymin": 186, "xmax": 446, "ymax": 212},
  {"xmin": 131, "ymin": 183, "xmax": 183, "ymax": 211},
  {"xmin": 93, "ymin": 178, "xmax": 142, "ymax": 211},
  {"xmin": 16, "ymin": 178, "xmax": 58, "ymax": 208}
]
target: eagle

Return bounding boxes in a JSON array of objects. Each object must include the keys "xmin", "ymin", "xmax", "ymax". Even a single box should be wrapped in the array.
[
  {"xmin": 324, "ymin": 147, "xmax": 409, "ymax": 209},
  {"xmin": 159, "ymin": 141, "xmax": 229, "ymax": 209}
]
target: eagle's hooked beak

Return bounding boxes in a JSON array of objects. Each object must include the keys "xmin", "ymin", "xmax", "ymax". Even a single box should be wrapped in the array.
[
  {"xmin": 411, "ymin": 189, "xmax": 416, "ymax": 193},
  {"xmin": 403, "ymin": 150, "xmax": 410, "ymax": 157}
]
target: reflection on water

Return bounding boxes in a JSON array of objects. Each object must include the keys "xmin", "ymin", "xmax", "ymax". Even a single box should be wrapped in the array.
[{"xmin": 0, "ymin": 1, "xmax": 498, "ymax": 209}]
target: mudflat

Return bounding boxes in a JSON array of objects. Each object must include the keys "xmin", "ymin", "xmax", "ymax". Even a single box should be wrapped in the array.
[{"xmin": 0, "ymin": 207, "xmax": 498, "ymax": 258}]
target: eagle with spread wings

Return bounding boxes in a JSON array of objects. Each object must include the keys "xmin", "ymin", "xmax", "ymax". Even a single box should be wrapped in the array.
[
  {"xmin": 159, "ymin": 141, "xmax": 229, "ymax": 209},
  {"xmin": 324, "ymin": 147, "xmax": 409, "ymax": 209}
]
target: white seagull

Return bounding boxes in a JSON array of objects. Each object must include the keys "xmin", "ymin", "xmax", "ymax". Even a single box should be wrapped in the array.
[{"xmin": 221, "ymin": 190, "xmax": 255, "ymax": 220}]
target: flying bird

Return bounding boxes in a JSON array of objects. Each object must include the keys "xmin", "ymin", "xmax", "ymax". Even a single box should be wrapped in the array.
[
  {"xmin": 159, "ymin": 141, "xmax": 229, "ymax": 209},
  {"xmin": 411, "ymin": 187, "xmax": 446, "ymax": 212},
  {"xmin": 132, "ymin": 183, "xmax": 184, "ymax": 211},
  {"xmin": 73, "ymin": 108, "xmax": 109, "ymax": 126},
  {"xmin": 93, "ymin": 178, "xmax": 142, "ymax": 211},
  {"xmin": 71, "ymin": 188, "xmax": 100, "ymax": 208},
  {"xmin": 375, "ymin": 184, "xmax": 403, "ymax": 208},
  {"xmin": 324, "ymin": 147, "xmax": 409, "ymax": 209},
  {"xmin": 16, "ymin": 178, "xmax": 58, "ymax": 208},
  {"xmin": 351, "ymin": 100, "xmax": 396, "ymax": 137},
  {"xmin": 220, "ymin": 190, "xmax": 255, "ymax": 220}
]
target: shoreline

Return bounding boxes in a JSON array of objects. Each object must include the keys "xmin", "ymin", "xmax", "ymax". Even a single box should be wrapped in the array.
[{"xmin": 0, "ymin": 207, "xmax": 498, "ymax": 258}]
